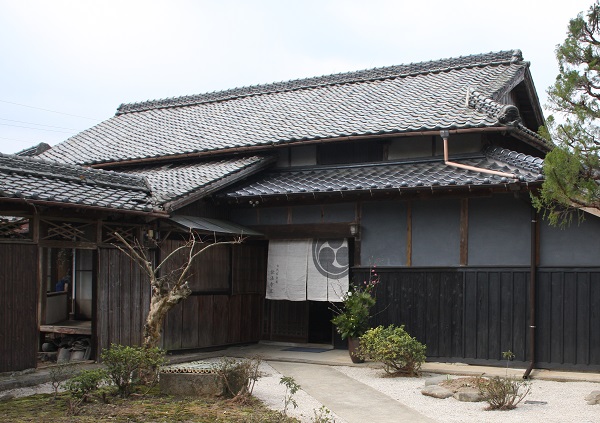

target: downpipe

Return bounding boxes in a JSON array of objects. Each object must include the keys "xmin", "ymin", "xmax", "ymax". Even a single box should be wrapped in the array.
[{"xmin": 523, "ymin": 211, "xmax": 538, "ymax": 379}]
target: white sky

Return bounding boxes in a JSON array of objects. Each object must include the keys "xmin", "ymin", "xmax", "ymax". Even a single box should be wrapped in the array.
[{"xmin": 0, "ymin": 0, "xmax": 593, "ymax": 154}]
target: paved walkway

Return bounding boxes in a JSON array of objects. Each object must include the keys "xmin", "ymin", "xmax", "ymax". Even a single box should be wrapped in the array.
[{"xmin": 269, "ymin": 361, "xmax": 434, "ymax": 423}]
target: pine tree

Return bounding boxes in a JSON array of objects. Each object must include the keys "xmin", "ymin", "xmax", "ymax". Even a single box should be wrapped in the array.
[{"xmin": 534, "ymin": 1, "xmax": 600, "ymax": 226}]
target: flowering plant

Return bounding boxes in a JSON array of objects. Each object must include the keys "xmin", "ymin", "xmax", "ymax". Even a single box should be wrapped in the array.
[{"xmin": 330, "ymin": 268, "xmax": 379, "ymax": 340}]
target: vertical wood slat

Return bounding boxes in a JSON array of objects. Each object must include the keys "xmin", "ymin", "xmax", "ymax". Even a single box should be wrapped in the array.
[
  {"xmin": 0, "ymin": 244, "xmax": 38, "ymax": 372},
  {"xmin": 96, "ymin": 248, "xmax": 150, "ymax": 355}
]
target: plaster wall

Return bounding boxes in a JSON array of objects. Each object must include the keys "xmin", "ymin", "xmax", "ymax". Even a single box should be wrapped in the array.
[
  {"xmin": 360, "ymin": 201, "xmax": 407, "ymax": 266},
  {"xmin": 411, "ymin": 199, "xmax": 461, "ymax": 266},
  {"xmin": 230, "ymin": 203, "xmax": 355, "ymax": 226},
  {"xmin": 540, "ymin": 213, "xmax": 600, "ymax": 266},
  {"xmin": 468, "ymin": 195, "xmax": 531, "ymax": 266}
]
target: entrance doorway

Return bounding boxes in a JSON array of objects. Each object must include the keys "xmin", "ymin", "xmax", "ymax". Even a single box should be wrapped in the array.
[
  {"xmin": 263, "ymin": 299, "xmax": 334, "ymax": 345},
  {"xmin": 39, "ymin": 247, "xmax": 95, "ymax": 363}
]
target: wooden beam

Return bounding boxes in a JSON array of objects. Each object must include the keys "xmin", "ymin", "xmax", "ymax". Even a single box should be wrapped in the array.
[{"xmin": 250, "ymin": 223, "xmax": 354, "ymax": 239}]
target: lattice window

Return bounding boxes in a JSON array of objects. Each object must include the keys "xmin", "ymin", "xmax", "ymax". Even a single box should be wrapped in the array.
[
  {"xmin": 102, "ymin": 224, "xmax": 140, "ymax": 245},
  {"xmin": 40, "ymin": 219, "xmax": 95, "ymax": 243},
  {"xmin": 0, "ymin": 216, "xmax": 31, "ymax": 240}
]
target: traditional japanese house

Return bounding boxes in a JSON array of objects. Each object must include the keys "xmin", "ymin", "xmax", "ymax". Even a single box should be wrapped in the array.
[{"xmin": 2, "ymin": 49, "xmax": 599, "ymax": 372}]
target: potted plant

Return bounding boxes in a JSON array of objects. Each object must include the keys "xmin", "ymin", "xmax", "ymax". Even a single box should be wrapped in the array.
[{"xmin": 331, "ymin": 268, "xmax": 378, "ymax": 363}]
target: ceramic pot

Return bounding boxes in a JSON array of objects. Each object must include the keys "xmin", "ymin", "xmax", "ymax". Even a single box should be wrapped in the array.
[{"xmin": 347, "ymin": 337, "xmax": 364, "ymax": 363}]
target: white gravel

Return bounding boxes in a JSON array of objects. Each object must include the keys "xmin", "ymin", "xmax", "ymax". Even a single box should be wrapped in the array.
[{"xmin": 333, "ymin": 365, "xmax": 600, "ymax": 423}]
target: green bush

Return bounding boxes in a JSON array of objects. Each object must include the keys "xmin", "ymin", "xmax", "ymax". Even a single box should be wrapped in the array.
[
  {"xmin": 358, "ymin": 325, "xmax": 426, "ymax": 376},
  {"xmin": 100, "ymin": 344, "xmax": 166, "ymax": 398},
  {"xmin": 64, "ymin": 368, "xmax": 107, "ymax": 407},
  {"xmin": 478, "ymin": 376, "xmax": 531, "ymax": 410}
]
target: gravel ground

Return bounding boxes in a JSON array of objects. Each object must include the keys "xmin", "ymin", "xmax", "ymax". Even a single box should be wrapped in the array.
[
  {"xmin": 3, "ymin": 362, "xmax": 599, "ymax": 423},
  {"xmin": 334, "ymin": 365, "xmax": 600, "ymax": 423}
]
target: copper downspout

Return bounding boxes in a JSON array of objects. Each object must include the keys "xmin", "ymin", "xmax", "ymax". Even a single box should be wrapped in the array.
[
  {"xmin": 523, "ymin": 210, "xmax": 538, "ymax": 379},
  {"xmin": 441, "ymin": 131, "xmax": 516, "ymax": 179}
]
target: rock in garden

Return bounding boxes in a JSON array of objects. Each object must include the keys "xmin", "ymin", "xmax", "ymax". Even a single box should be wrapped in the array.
[
  {"xmin": 585, "ymin": 390, "xmax": 600, "ymax": 405},
  {"xmin": 424, "ymin": 375, "xmax": 449, "ymax": 386},
  {"xmin": 453, "ymin": 388, "xmax": 483, "ymax": 402},
  {"xmin": 421, "ymin": 385, "xmax": 453, "ymax": 399}
]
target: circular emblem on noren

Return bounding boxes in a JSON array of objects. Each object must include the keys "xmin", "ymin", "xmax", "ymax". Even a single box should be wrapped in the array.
[{"xmin": 311, "ymin": 239, "xmax": 349, "ymax": 279}]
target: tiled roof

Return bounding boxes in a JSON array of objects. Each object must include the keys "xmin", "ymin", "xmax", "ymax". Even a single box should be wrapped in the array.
[
  {"xmin": 223, "ymin": 147, "xmax": 544, "ymax": 199},
  {"xmin": 39, "ymin": 50, "xmax": 545, "ymax": 166},
  {"xmin": 15, "ymin": 142, "xmax": 51, "ymax": 157},
  {"xmin": 0, "ymin": 153, "xmax": 156, "ymax": 212},
  {"xmin": 121, "ymin": 155, "xmax": 273, "ymax": 210}
]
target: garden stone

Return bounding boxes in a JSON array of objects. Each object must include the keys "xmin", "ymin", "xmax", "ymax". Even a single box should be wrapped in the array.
[
  {"xmin": 585, "ymin": 390, "xmax": 600, "ymax": 405},
  {"xmin": 421, "ymin": 385, "xmax": 453, "ymax": 399},
  {"xmin": 424, "ymin": 375, "xmax": 448, "ymax": 386},
  {"xmin": 453, "ymin": 388, "xmax": 483, "ymax": 402}
]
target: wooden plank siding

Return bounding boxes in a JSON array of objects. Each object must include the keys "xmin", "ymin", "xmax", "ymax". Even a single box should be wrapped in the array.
[
  {"xmin": 358, "ymin": 267, "xmax": 600, "ymax": 370},
  {"xmin": 0, "ymin": 244, "xmax": 38, "ymax": 372},
  {"xmin": 96, "ymin": 248, "xmax": 150, "ymax": 355},
  {"xmin": 161, "ymin": 241, "xmax": 266, "ymax": 351}
]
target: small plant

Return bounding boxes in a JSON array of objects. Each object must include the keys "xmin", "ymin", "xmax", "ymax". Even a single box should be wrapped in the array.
[
  {"xmin": 502, "ymin": 350, "xmax": 515, "ymax": 376},
  {"xmin": 312, "ymin": 405, "xmax": 334, "ymax": 422},
  {"xmin": 330, "ymin": 267, "xmax": 378, "ymax": 340},
  {"xmin": 138, "ymin": 346, "xmax": 167, "ymax": 387},
  {"xmin": 478, "ymin": 350, "xmax": 531, "ymax": 410},
  {"xmin": 64, "ymin": 368, "xmax": 107, "ymax": 414},
  {"xmin": 212, "ymin": 356, "xmax": 262, "ymax": 399},
  {"xmin": 358, "ymin": 324, "xmax": 426, "ymax": 376},
  {"xmin": 478, "ymin": 376, "xmax": 531, "ymax": 410},
  {"xmin": 100, "ymin": 343, "xmax": 166, "ymax": 398},
  {"xmin": 48, "ymin": 363, "xmax": 74, "ymax": 400},
  {"xmin": 280, "ymin": 376, "xmax": 300, "ymax": 416}
]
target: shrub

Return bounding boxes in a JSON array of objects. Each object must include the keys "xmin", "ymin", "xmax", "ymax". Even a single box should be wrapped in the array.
[
  {"xmin": 49, "ymin": 363, "xmax": 75, "ymax": 400},
  {"xmin": 331, "ymin": 268, "xmax": 378, "ymax": 340},
  {"xmin": 478, "ymin": 376, "xmax": 531, "ymax": 410},
  {"xmin": 64, "ymin": 368, "xmax": 107, "ymax": 402},
  {"xmin": 211, "ymin": 356, "xmax": 262, "ymax": 398},
  {"xmin": 64, "ymin": 368, "xmax": 108, "ymax": 414},
  {"xmin": 100, "ymin": 343, "xmax": 166, "ymax": 398},
  {"xmin": 359, "ymin": 324, "xmax": 426, "ymax": 376}
]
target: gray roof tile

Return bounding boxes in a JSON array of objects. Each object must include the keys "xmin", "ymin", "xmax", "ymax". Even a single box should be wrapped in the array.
[
  {"xmin": 0, "ymin": 153, "xmax": 156, "ymax": 212},
  {"xmin": 120, "ymin": 155, "xmax": 273, "ymax": 207},
  {"xmin": 223, "ymin": 147, "xmax": 543, "ymax": 199},
  {"xmin": 39, "ymin": 50, "xmax": 546, "ymax": 166}
]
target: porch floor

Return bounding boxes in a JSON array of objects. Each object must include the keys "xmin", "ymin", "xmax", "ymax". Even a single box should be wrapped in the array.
[{"xmin": 40, "ymin": 320, "xmax": 91, "ymax": 335}]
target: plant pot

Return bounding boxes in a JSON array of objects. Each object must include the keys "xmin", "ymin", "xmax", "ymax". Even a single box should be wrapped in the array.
[{"xmin": 347, "ymin": 337, "xmax": 364, "ymax": 363}]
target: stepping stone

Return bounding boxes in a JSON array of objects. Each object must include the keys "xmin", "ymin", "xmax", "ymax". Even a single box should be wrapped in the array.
[
  {"xmin": 421, "ymin": 385, "xmax": 453, "ymax": 399},
  {"xmin": 453, "ymin": 388, "xmax": 483, "ymax": 402}
]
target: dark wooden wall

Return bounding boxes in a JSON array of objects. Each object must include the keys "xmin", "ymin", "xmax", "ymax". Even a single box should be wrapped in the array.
[
  {"xmin": 162, "ymin": 242, "xmax": 266, "ymax": 351},
  {"xmin": 97, "ymin": 248, "xmax": 151, "ymax": 354},
  {"xmin": 0, "ymin": 244, "xmax": 38, "ymax": 372},
  {"xmin": 360, "ymin": 267, "xmax": 600, "ymax": 370},
  {"xmin": 536, "ymin": 269, "xmax": 600, "ymax": 369}
]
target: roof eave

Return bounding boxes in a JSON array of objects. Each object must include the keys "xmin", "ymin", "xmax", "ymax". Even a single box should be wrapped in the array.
[
  {"xmin": 225, "ymin": 180, "xmax": 544, "ymax": 204},
  {"xmin": 161, "ymin": 157, "xmax": 277, "ymax": 212},
  {"xmin": 0, "ymin": 197, "xmax": 167, "ymax": 218}
]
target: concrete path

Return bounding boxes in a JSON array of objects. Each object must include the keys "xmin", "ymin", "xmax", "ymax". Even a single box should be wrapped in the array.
[{"xmin": 269, "ymin": 361, "xmax": 435, "ymax": 423}]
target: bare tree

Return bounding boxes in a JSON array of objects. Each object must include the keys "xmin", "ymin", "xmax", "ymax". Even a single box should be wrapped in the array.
[{"xmin": 114, "ymin": 231, "xmax": 242, "ymax": 349}]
